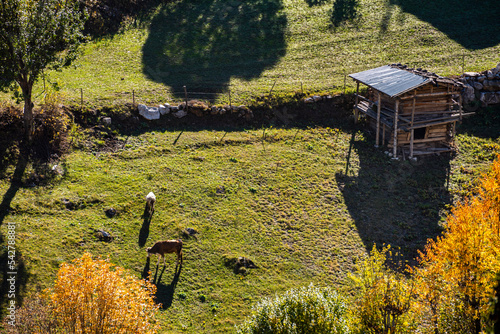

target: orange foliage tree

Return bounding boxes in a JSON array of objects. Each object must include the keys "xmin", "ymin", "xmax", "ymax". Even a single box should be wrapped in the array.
[
  {"xmin": 414, "ymin": 155, "xmax": 500, "ymax": 333},
  {"xmin": 46, "ymin": 252, "xmax": 160, "ymax": 334}
]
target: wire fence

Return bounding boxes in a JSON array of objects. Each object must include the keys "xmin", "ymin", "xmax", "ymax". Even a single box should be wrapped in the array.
[{"xmin": 66, "ymin": 52, "xmax": 500, "ymax": 109}]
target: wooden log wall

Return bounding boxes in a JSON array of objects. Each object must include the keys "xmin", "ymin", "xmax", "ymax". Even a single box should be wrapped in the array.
[
  {"xmin": 355, "ymin": 81, "xmax": 462, "ymax": 157},
  {"xmin": 386, "ymin": 124, "xmax": 452, "ymax": 148},
  {"xmin": 376, "ymin": 84, "xmax": 460, "ymax": 115}
]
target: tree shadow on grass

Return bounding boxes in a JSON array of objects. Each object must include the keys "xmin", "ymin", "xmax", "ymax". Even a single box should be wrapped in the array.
[
  {"xmin": 142, "ymin": 0, "xmax": 287, "ymax": 99},
  {"xmin": 0, "ymin": 155, "xmax": 30, "ymax": 317},
  {"xmin": 329, "ymin": 0, "xmax": 361, "ymax": 28},
  {"xmin": 458, "ymin": 105, "xmax": 500, "ymax": 140},
  {"xmin": 335, "ymin": 129, "xmax": 452, "ymax": 265},
  {"xmin": 305, "ymin": 0, "xmax": 329, "ymax": 6},
  {"xmin": 388, "ymin": 0, "xmax": 500, "ymax": 50},
  {"xmin": 0, "ymin": 155, "xmax": 27, "ymax": 226},
  {"xmin": 0, "ymin": 234, "xmax": 29, "ymax": 319}
]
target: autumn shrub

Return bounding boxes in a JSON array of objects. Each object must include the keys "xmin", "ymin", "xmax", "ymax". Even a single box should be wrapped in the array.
[
  {"xmin": 0, "ymin": 103, "xmax": 22, "ymax": 172},
  {"xmin": 236, "ymin": 284, "xmax": 350, "ymax": 334},
  {"xmin": 413, "ymin": 155, "xmax": 500, "ymax": 333},
  {"xmin": 46, "ymin": 252, "xmax": 160, "ymax": 334},
  {"xmin": 1, "ymin": 295, "xmax": 57, "ymax": 334},
  {"xmin": 33, "ymin": 94, "xmax": 71, "ymax": 160},
  {"xmin": 486, "ymin": 273, "xmax": 500, "ymax": 334},
  {"xmin": 349, "ymin": 245, "xmax": 417, "ymax": 334}
]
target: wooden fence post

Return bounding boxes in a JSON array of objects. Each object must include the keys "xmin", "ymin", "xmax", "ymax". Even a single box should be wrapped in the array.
[
  {"xmin": 393, "ymin": 99, "xmax": 399, "ymax": 158},
  {"xmin": 269, "ymin": 80, "xmax": 277, "ymax": 95},
  {"xmin": 410, "ymin": 92, "xmax": 416, "ymax": 159},
  {"xmin": 343, "ymin": 74, "xmax": 347, "ymax": 95},
  {"xmin": 184, "ymin": 86, "xmax": 188, "ymax": 112},
  {"xmin": 375, "ymin": 92, "xmax": 381, "ymax": 147},
  {"xmin": 354, "ymin": 82, "xmax": 359, "ymax": 123}
]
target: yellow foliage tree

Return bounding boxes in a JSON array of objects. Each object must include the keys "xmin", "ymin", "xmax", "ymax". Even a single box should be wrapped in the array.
[
  {"xmin": 350, "ymin": 245, "xmax": 417, "ymax": 334},
  {"xmin": 46, "ymin": 252, "xmax": 160, "ymax": 334},
  {"xmin": 414, "ymin": 155, "xmax": 500, "ymax": 333}
]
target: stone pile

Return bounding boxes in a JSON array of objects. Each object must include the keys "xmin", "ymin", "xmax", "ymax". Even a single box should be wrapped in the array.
[
  {"xmin": 137, "ymin": 100, "xmax": 253, "ymax": 121},
  {"xmin": 461, "ymin": 63, "xmax": 500, "ymax": 106}
]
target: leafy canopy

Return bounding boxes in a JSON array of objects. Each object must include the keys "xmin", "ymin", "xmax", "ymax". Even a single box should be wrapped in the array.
[
  {"xmin": 0, "ymin": 0, "xmax": 87, "ymax": 92},
  {"xmin": 237, "ymin": 284, "xmax": 350, "ymax": 334}
]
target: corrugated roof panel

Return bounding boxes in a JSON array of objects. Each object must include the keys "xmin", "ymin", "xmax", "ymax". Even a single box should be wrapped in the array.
[{"xmin": 349, "ymin": 65, "xmax": 430, "ymax": 97}]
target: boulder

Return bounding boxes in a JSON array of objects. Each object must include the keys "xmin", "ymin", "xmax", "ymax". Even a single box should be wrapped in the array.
[
  {"xmin": 172, "ymin": 109, "xmax": 187, "ymax": 118},
  {"xmin": 477, "ymin": 75, "xmax": 486, "ymax": 83},
  {"xmin": 138, "ymin": 104, "xmax": 160, "ymax": 120},
  {"xmin": 159, "ymin": 104, "xmax": 170, "ymax": 115},
  {"xmin": 105, "ymin": 208, "xmax": 117, "ymax": 218},
  {"xmin": 473, "ymin": 82, "xmax": 484, "ymax": 91},
  {"xmin": 94, "ymin": 229, "xmax": 113, "ymax": 242},
  {"xmin": 486, "ymin": 70, "xmax": 495, "ymax": 80},
  {"xmin": 464, "ymin": 72, "xmax": 480, "ymax": 77},
  {"xmin": 479, "ymin": 92, "xmax": 500, "ymax": 105},
  {"xmin": 312, "ymin": 95, "xmax": 322, "ymax": 102},
  {"xmin": 462, "ymin": 84, "xmax": 475, "ymax": 103},
  {"xmin": 483, "ymin": 80, "xmax": 500, "ymax": 92}
]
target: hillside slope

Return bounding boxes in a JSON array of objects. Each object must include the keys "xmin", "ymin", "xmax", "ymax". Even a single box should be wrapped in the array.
[{"xmin": 16, "ymin": 0, "xmax": 500, "ymax": 106}]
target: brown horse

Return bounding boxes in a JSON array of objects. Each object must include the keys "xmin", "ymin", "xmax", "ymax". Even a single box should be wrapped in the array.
[{"xmin": 146, "ymin": 239, "xmax": 183, "ymax": 268}]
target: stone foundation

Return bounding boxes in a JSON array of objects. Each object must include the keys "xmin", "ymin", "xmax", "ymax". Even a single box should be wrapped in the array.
[{"xmin": 461, "ymin": 63, "xmax": 500, "ymax": 106}]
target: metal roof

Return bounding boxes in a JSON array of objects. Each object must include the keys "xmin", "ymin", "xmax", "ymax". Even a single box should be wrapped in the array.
[{"xmin": 349, "ymin": 65, "xmax": 430, "ymax": 98}]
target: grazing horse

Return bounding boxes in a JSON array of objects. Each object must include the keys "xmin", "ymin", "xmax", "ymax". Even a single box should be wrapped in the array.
[
  {"xmin": 145, "ymin": 192, "xmax": 156, "ymax": 217},
  {"xmin": 146, "ymin": 239, "xmax": 183, "ymax": 268}
]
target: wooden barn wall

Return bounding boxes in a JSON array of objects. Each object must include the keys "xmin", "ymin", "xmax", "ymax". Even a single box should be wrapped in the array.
[
  {"xmin": 367, "ymin": 83, "xmax": 459, "ymax": 115},
  {"xmin": 399, "ymin": 84, "xmax": 458, "ymax": 115},
  {"xmin": 385, "ymin": 123, "xmax": 452, "ymax": 148}
]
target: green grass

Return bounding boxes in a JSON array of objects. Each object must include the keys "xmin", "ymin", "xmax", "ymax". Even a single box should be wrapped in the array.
[
  {"xmin": 1, "ymin": 116, "xmax": 499, "ymax": 332},
  {"xmin": 0, "ymin": 0, "xmax": 499, "ymax": 331},
  {"xmin": 2, "ymin": 0, "xmax": 498, "ymax": 106}
]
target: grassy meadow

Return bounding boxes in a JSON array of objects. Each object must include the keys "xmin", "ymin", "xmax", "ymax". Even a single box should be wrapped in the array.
[
  {"xmin": 3, "ymin": 0, "xmax": 498, "ymax": 106},
  {"xmin": 1, "ymin": 110, "xmax": 499, "ymax": 332},
  {"xmin": 0, "ymin": 0, "xmax": 500, "ymax": 332}
]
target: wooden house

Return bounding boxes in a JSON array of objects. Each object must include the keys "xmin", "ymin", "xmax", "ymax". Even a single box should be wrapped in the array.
[{"xmin": 349, "ymin": 64, "xmax": 471, "ymax": 159}]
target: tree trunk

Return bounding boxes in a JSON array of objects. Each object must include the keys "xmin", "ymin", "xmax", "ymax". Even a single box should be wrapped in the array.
[
  {"xmin": 23, "ymin": 92, "xmax": 33, "ymax": 145},
  {"xmin": 19, "ymin": 79, "xmax": 34, "ymax": 149}
]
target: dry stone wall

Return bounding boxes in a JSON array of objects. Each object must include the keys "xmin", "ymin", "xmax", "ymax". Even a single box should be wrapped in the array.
[{"xmin": 461, "ymin": 62, "xmax": 500, "ymax": 106}]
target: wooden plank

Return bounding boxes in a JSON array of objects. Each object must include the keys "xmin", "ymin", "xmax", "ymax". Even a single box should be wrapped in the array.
[
  {"xmin": 354, "ymin": 93, "xmax": 373, "ymax": 104},
  {"xmin": 459, "ymin": 94, "xmax": 463, "ymax": 120},
  {"xmin": 397, "ymin": 137, "xmax": 448, "ymax": 144},
  {"xmin": 407, "ymin": 148, "xmax": 455, "ymax": 156},
  {"xmin": 393, "ymin": 99, "xmax": 399, "ymax": 157},
  {"xmin": 411, "ymin": 118, "xmax": 462, "ymax": 130},
  {"xmin": 400, "ymin": 91, "xmax": 455, "ymax": 100},
  {"xmin": 410, "ymin": 93, "xmax": 416, "ymax": 158},
  {"xmin": 354, "ymin": 82, "xmax": 359, "ymax": 123},
  {"xmin": 376, "ymin": 93, "xmax": 381, "ymax": 147}
]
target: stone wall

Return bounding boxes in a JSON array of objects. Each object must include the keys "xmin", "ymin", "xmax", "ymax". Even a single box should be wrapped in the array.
[{"xmin": 461, "ymin": 62, "xmax": 500, "ymax": 106}]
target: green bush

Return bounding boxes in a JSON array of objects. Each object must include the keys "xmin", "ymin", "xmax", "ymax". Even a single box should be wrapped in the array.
[{"xmin": 236, "ymin": 284, "xmax": 350, "ymax": 334}]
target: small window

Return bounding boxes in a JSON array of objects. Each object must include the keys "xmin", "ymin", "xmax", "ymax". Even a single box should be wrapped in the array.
[{"xmin": 414, "ymin": 127, "xmax": 426, "ymax": 139}]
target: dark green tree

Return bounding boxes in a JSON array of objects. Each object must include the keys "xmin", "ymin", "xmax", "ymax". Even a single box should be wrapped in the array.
[{"xmin": 0, "ymin": 0, "xmax": 86, "ymax": 149}]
